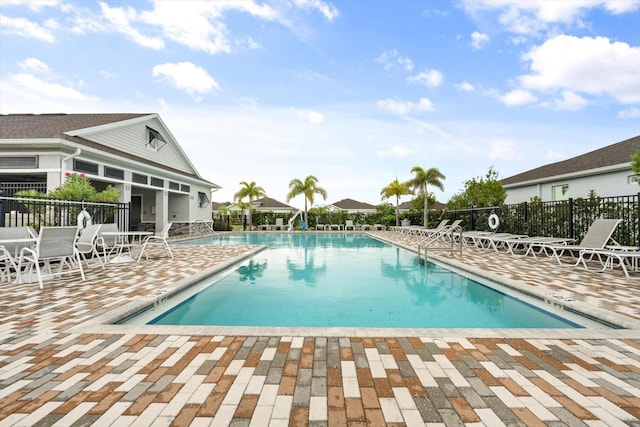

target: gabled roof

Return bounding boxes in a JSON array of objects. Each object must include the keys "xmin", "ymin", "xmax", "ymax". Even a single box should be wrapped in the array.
[
  {"xmin": 0, "ymin": 113, "xmax": 218, "ymax": 187},
  {"xmin": 254, "ymin": 197, "xmax": 296, "ymax": 210},
  {"xmin": 502, "ymin": 135, "xmax": 640, "ymax": 186},
  {"xmin": 330, "ymin": 198, "xmax": 377, "ymax": 211},
  {"xmin": 397, "ymin": 200, "xmax": 446, "ymax": 210}
]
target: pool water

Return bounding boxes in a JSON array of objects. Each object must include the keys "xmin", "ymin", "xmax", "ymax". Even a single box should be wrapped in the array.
[{"xmin": 148, "ymin": 233, "xmax": 582, "ymax": 328}]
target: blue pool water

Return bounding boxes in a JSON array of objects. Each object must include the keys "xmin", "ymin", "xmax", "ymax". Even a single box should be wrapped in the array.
[{"xmin": 148, "ymin": 233, "xmax": 582, "ymax": 328}]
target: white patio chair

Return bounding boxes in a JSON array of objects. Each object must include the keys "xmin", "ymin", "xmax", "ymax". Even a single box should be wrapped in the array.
[
  {"xmin": 76, "ymin": 224, "xmax": 104, "ymax": 269},
  {"xmin": 95, "ymin": 223, "xmax": 124, "ymax": 262},
  {"xmin": 344, "ymin": 220, "xmax": 356, "ymax": 231},
  {"xmin": 137, "ymin": 222, "xmax": 173, "ymax": 261},
  {"xmin": 273, "ymin": 218, "xmax": 286, "ymax": 231},
  {"xmin": 16, "ymin": 226, "xmax": 84, "ymax": 289}
]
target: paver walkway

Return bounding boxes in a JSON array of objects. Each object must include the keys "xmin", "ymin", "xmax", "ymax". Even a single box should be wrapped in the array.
[{"xmin": 1, "ymin": 232, "xmax": 639, "ymax": 426}]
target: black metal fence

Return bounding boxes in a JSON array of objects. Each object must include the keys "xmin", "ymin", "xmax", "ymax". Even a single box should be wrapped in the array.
[
  {"xmin": 445, "ymin": 193, "xmax": 639, "ymax": 247},
  {"xmin": 0, "ymin": 196, "xmax": 129, "ymax": 231}
]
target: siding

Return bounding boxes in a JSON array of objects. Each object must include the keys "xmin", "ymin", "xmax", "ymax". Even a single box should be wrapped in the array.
[{"xmin": 83, "ymin": 118, "xmax": 195, "ymax": 175}]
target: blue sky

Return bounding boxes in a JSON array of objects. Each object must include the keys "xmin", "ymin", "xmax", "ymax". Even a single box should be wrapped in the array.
[{"xmin": 1, "ymin": 0, "xmax": 639, "ymax": 209}]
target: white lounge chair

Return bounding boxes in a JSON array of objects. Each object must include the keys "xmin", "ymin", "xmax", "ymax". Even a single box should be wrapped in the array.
[
  {"xmin": 76, "ymin": 224, "xmax": 104, "ymax": 268},
  {"xmin": 577, "ymin": 247, "xmax": 640, "ymax": 278},
  {"xmin": 16, "ymin": 226, "xmax": 84, "ymax": 289},
  {"xmin": 344, "ymin": 220, "xmax": 355, "ymax": 231},
  {"xmin": 316, "ymin": 224, "xmax": 326, "ymax": 231},
  {"xmin": 410, "ymin": 220, "xmax": 449, "ymax": 236},
  {"xmin": 273, "ymin": 218, "xmax": 286, "ymax": 231},
  {"xmin": 532, "ymin": 218, "xmax": 622, "ymax": 264},
  {"xmin": 138, "ymin": 222, "xmax": 173, "ymax": 261}
]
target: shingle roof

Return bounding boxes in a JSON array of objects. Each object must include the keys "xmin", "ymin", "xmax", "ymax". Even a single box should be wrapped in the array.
[
  {"xmin": 0, "ymin": 113, "xmax": 218, "ymax": 187},
  {"xmin": 502, "ymin": 135, "xmax": 640, "ymax": 186},
  {"xmin": 254, "ymin": 197, "xmax": 296, "ymax": 209},
  {"xmin": 0, "ymin": 113, "xmax": 150, "ymax": 139},
  {"xmin": 331, "ymin": 198, "xmax": 376, "ymax": 210}
]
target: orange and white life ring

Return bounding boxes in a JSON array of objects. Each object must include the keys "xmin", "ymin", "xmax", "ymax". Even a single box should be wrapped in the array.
[{"xmin": 488, "ymin": 213, "xmax": 500, "ymax": 231}]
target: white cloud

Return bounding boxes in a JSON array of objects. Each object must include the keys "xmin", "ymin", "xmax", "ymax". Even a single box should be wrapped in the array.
[
  {"xmin": 295, "ymin": 109, "xmax": 325, "ymax": 124},
  {"xmin": 0, "ymin": 14, "xmax": 56, "ymax": 42},
  {"xmin": 520, "ymin": 35, "xmax": 640, "ymax": 103},
  {"xmin": 546, "ymin": 149, "xmax": 565, "ymax": 160},
  {"xmin": 99, "ymin": 2, "xmax": 164, "ymax": 50},
  {"xmin": 18, "ymin": 58, "xmax": 50, "ymax": 74},
  {"xmin": 377, "ymin": 98, "xmax": 435, "ymax": 115},
  {"xmin": 407, "ymin": 70, "xmax": 443, "ymax": 88},
  {"xmin": 488, "ymin": 139, "xmax": 516, "ymax": 160},
  {"xmin": 152, "ymin": 62, "xmax": 220, "ymax": 96},
  {"xmin": 455, "ymin": 81, "xmax": 475, "ymax": 92},
  {"xmin": 377, "ymin": 145, "xmax": 410, "ymax": 158},
  {"xmin": 293, "ymin": 0, "xmax": 339, "ymax": 21},
  {"xmin": 618, "ymin": 107, "xmax": 640, "ymax": 119},
  {"xmin": 375, "ymin": 49, "xmax": 414, "ymax": 72},
  {"xmin": 498, "ymin": 89, "xmax": 537, "ymax": 106},
  {"xmin": 10, "ymin": 73, "xmax": 95, "ymax": 101},
  {"xmin": 461, "ymin": 0, "xmax": 640, "ymax": 36},
  {"xmin": 1, "ymin": 0, "xmax": 61, "ymax": 12},
  {"xmin": 550, "ymin": 90, "xmax": 589, "ymax": 111},
  {"xmin": 471, "ymin": 31, "xmax": 489, "ymax": 50}
]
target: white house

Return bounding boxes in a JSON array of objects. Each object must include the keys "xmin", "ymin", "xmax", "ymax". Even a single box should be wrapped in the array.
[
  {"xmin": 0, "ymin": 113, "xmax": 220, "ymax": 233},
  {"xmin": 502, "ymin": 135, "xmax": 640, "ymax": 203}
]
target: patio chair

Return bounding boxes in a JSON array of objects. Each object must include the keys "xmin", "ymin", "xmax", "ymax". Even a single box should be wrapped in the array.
[
  {"xmin": 344, "ymin": 220, "xmax": 356, "ymax": 231},
  {"xmin": 75, "ymin": 224, "xmax": 104, "ymax": 269},
  {"xmin": 16, "ymin": 226, "xmax": 84, "ymax": 289},
  {"xmin": 1, "ymin": 245, "xmax": 15, "ymax": 282},
  {"xmin": 273, "ymin": 218, "xmax": 286, "ymax": 231},
  {"xmin": 410, "ymin": 219, "xmax": 449, "ymax": 236},
  {"xmin": 315, "ymin": 223, "xmax": 326, "ymax": 231},
  {"xmin": 137, "ymin": 222, "xmax": 173, "ymax": 261},
  {"xmin": 95, "ymin": 223, "xmax": 122, "ymax": 262},
  {"xmin": 532, "ymin": 218, "xmax": 622, "ymax": 264}
]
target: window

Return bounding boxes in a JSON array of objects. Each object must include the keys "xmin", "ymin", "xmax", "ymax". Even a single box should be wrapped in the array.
[
  {"xmin": 104, "ymin": 166, "xmax": 124, "ymax": 180},
  {"xmin": 146, "ymin": 126, "xmax": 166, "ymax": 151},
  {"xmin": 0, "ymin": 156, "xmax": 38, "ymax": 168},
  {"xmin": 628, "ymin": 175, "xmax": 640, "ymax": 184},
  {"xmin": 181, "ymin": 184, "xmax": 190, "ymax": 193},
  {"xmin": 150, "ymin": 177, "xmax": 164, "ymax": 187},
  {"xmin": 198, "ymin": 191, "xmax": 210, "ymax": 208},
  {"xmin": 169, "ymin": 181, "xmax": 180, "ymax": 191},
  {"xmin": 132, "ymin": 173, "xmax": 147, "ymax": 184},
  {"xmin": 73, "ymin": 159, "xmax": 99, "ymax": 175},
  {"xmin": 552, "ymin": 184, "xmax": 569, "ymax": 201}
]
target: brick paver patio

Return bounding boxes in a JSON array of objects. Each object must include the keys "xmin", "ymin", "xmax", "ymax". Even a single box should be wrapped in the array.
[{"xmin": 1, "ymin": 231, "xmax": 639, "ymax": 426}]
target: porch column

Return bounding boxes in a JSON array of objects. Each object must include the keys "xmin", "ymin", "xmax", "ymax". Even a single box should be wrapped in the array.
[{"xmin": 155, "ymin": 189, "xmax": 168, "ymax": 235}]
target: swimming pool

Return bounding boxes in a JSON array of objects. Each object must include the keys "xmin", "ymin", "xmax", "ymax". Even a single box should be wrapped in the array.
[{"xmin": 134, "ymin": 233, "xmax": 584, "ymax": 329}]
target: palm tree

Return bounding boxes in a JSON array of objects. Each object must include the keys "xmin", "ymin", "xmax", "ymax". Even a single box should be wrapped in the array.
[
  {"xmin": 234, "ymin": 181, "xmax": 266, "ymax": 230},
  {"xmin": 408, "ymin": 166, "xmax": 445, "ymax": 227},
  {"xmin": 286, "ymin": 175, "xmax": 328, "ymax": 225},
  {"xmin": 380, "ymin": 178, "xmax": 413, "ymax": 226}
]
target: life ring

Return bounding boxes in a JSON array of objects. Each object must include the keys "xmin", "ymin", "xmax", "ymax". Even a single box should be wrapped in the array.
[
  {"xmin": 77, "ymin": 209, "xmax": 92, "ymax": 233},
  {"xmin": 488, "ymin": 213, "xmax": 500, "ymax": 231}
]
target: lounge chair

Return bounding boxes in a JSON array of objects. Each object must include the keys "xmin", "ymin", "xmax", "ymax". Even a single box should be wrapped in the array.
[
  {"xmin": 494, "ymin": 236, "xmax": 575, "ymax": 256},
  {"xmin": 372, "ymin": 224, "xmax": 384, "ymax": 230},
  {"xmin": 273, "ymin": 218, "xmax": 286, "ymax": 231},
  {"xmin": 361, "ymin": 224, "xmax": 372, "ymax": 231},
  {"xmin": 16, "ymin": 226, "xmax": 84, "ymax": 289},
  {"xmin": 316, "ymin": 224, "xmax": 326, "ymax": 231},
  {"xmin": 138, "ymin": 222, "xmax": 173, "ymax": 261},
  {"xmin": 410, "ymin": 220, "xmax": 449, "ymax": 236},
  {"xmin": 532, "ymin": 218, "xmax": 622, "ymax": 264},
  {"xmin": 329, "ymin": 223, "xmax": 342, "ymax": 231},
  {"xmin": 344, "ymin": 220, "xmax": 355, "ymax": 231},
  {"xmin": 75, "ymin": 224, "xmax": 104, "ymax": 268},
  {"xmin": 577, "ymin": 247, "xmax": 640, "ymax": 278}
]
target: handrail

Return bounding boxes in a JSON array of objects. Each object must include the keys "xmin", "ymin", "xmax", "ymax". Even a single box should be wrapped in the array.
[
  {"xmin": 417, "ymin": 225, "xmax": 463, "ymax": 262},
  {"xmin": 193, "ymin": 220, "xmax": 219, "ymax": 237}
]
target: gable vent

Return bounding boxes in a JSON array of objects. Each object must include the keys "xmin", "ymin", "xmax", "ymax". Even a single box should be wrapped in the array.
[{"xmin": 0, "ymin": 156, "xmax": 39, "ymax": 169}]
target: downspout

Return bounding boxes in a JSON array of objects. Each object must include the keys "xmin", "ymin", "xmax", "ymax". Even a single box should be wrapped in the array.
[{"xmin": 60, "ymin": 148, "xmax": 82, "ymax": 185}]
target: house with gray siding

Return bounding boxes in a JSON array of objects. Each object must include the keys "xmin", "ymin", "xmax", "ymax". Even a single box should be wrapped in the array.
[
  {"xmin": 0, "ymin": 113, "xmax": 220, "ymax": 233},
  {"xmin": 502, "ymin": 135, "xmax": 640, "ymax": 203}
]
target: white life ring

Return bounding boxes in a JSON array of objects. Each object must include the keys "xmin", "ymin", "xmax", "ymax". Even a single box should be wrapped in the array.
[
  {"xmin": 77, "ymin": 209, "xmax": 92, "ymax": 233},
  {"xmin": 488, "ymin": 213, "xmax": 500, "ymax": 231}
]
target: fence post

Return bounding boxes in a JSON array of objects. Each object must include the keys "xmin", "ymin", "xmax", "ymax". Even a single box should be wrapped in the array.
[
  {"xmin": 0, "ymin": 191, "xmax": 4, "ymax": 227},
  {"xmin": 568, "ymin": 198, "xmax": 574, "ymax": 239}
]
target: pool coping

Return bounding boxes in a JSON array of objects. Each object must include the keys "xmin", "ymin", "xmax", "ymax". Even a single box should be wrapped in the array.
[{"xmin": 70, "ymin": 232, "xmax": 640, "ymax": 339}]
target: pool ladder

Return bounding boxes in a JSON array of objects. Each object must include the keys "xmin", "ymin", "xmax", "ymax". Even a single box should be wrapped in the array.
[{"xmin": 417, "ymin": 225, "xmax": 463, "ymax": 263}]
